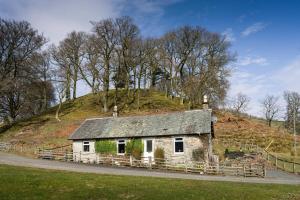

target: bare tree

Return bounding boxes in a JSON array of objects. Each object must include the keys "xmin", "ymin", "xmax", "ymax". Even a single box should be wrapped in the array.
[
  {"xmin": 0, "ymin": 19, "xmax": 47, "ymax": 123},
  {"xmin": 284, "ymin": 91, "xmax": 300, "ymax": 133},
  {"xmin": 261, "ymin": 95, "xmax": 280, "ymax": 127},
  {"xmin": 92, "ymin": 18, "xmax": 117, "ymax": 112},
  {"xmin": 232, "ymin": 93, "xmax": 250, "ymax": 115},
  {"xmin": 80, "ymin": 34, "xmax": 102, "ymax": 94},
  {"xmin": 60, "ymin": 31, "xmax": 86, "ymax": 100}
]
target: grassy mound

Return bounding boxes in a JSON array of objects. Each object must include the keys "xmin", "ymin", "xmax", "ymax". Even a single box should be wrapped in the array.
[{"xmin": 0, "ymin": 90, "xmax": 298, "ymax": 160}]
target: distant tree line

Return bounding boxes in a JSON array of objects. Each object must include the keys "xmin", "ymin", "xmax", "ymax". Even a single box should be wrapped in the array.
[
  {"xmin": 229, "ymin": 91, "xmax": 300, "ymax": 133},
  {"xmin": 0, "ymin": 17, "xmax": 235, "ymax": 124}
]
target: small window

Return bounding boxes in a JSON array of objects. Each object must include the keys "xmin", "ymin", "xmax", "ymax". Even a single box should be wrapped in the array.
[
  {"xmin": 83, "ymin": 141, "xmax": 90, "ymax": 152},
  {"xmin": 118, "ymin": 140, "xmax": 125, "ymax": 154},
  {"xmin": 174, "ymin": 138, "xmax": 184, "ymax": 153},
  {"xmin": 146, "ymin": 140, "xmax": 152, "ymax": 153}
]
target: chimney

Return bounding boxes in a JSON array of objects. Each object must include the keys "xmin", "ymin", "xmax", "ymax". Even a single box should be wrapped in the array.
[
  {"xmin": 203, "ymin": 95, "xmax": 209, "ymax": 109},
  {"xmin": 113, "ymin": 105, "xmax": 118, "ymax": 118}
]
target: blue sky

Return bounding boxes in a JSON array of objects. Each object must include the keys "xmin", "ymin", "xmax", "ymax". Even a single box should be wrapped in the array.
[{"xmin": 1, "ymin": 0, "xmax": 300, "ymax": 117}]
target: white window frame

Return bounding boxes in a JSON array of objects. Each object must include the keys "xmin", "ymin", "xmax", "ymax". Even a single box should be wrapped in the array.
[
  {"xmin": 145, "ymin": 139, "xmax": 153, "ymax": 153},
  {"xmin": 174, "ymin": 137, "xmax": 184, "ymax": 154},
  {"xmin": 83, "ymin": 141, "xmax": 90, "ymax": 152},
  {"xmin": 117, "ymin": 139, "xmax": 126, "ymax": 155}
]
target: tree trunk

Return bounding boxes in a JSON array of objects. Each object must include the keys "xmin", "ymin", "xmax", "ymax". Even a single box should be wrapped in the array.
[
  {"xmin": 42, "ymin": 85, "xmax": 47, "ymax": 111},
  {"xmin": 55, "ymin": 100, "xmax": 62, "ymax": 122},
  {"xmin": 73, "ymin": 68, "xmax": 78, "ymax": 100},
  {"xmin": 103, "ymin": 61, "xmax": 110, "ymax": 112},
  {"xmin": 66, "ymin": 72, "xmax": 71, "ymax": 101}
]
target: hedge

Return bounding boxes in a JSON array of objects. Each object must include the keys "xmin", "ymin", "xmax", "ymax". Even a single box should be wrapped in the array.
[{"xmin": 95, "ymin": 140, "xmax": 117, "ymax": 154}]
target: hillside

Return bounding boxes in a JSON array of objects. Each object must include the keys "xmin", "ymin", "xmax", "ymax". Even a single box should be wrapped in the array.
[{"xmin": 0, "ymin": 90, "xmax": 299, "ymax": 160}]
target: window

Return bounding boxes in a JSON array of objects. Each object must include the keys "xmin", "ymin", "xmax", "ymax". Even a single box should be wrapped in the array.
[
  {"xmin": 146, "ymin": 140, "xmax": 152, "ymax": 153},
  {"xmin": 174, "ymin": 138, "xmax": 184, "ymax": 153},
  {"xmin": 83, "ymin": 141, "xmax": 90, "ymax": 152},
  {"xmin": 117, "ymin": 140, "xmax": 125, "ymax": 154}
]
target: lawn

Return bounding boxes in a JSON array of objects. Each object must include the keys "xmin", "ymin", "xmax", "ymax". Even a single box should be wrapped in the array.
[{"xmin": 0, "ymin": 165, "xmax": 299, "ymax": 200}]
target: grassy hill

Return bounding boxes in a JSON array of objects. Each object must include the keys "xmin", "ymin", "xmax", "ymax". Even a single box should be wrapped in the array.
[{"xmin": 0, "ymin": 90, "xmax": 299, "ymax": 160}]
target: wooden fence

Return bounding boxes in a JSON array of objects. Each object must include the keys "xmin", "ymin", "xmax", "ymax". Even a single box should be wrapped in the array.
[
  {"xmin": 37, "ymin": 149, "xmax": 265, "ymax": 177},
  {"xmin": 263, "ymin": 151, "xmax": 300, "ymax": 174},
  {"xmin": 0, "ymin": 142, "xmax": 11, "ymax": 151},
  {"xmin": 37, "ymin": 149, "xmax": 73, "ymax": 161},
  {"xmin": 216, "ymin": 139, "xmax": 300, "ymax": 174}
]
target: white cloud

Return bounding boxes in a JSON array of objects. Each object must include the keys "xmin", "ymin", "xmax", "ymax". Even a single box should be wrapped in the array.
[
  {"xmin": 238, "ymin": 56, "xmax": 268, "ymax": 66},
  {"xmin": 241, "ymin": 22, "xmax": 267, "ymax": 37},
  {"xmin": 222, "ymin": 28, "xmax": 235, "ymax": 42},
  {"xmin": 0, "ymin": 0, "xmax": 124, "ymax": 44},
  {"xmin": 273, "ymin": 56, "xmax": 300, "ymax": 93},
  {"xmin": 0, "ymin": 0, "xmax": 182, "ymax": 43},
  {"xmin": 229, "ymin": 56, "xmax": 300, "ymax": 118}
]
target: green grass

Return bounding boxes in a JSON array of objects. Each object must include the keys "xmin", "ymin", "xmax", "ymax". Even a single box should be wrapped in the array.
[{"xmin": 0, "ymin": 165, "xmax": 299, "ymax": 200}]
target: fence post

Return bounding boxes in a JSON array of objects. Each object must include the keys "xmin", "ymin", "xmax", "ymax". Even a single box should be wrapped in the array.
[
  {"xmin": 149, "ymin": 157, "xmax": 152, "ymax": 169},
  {"xmin": 130, "ymin": 155, "xmax": 133, "ymax": 167},
  {"xmin": 79, "ymin": 151, "xmax": 81, "ymax": 162},
  {"xmin": 263, "ymin": 164, "xmax": 266, "ymax": 177},
  {"xmin": 293, "ymin": 162, "xmax": 296, "ymax": 174},
  {"xmin": 184, "ymin": 160, "xmax": 188, "ymax": 173},
  {"xmin": 243, "ymin": 164, "xmax": 246, "ymax": 177},
  {"xmin": 275, "ymin": 155, "xmax": 277, "ymax": 169}
]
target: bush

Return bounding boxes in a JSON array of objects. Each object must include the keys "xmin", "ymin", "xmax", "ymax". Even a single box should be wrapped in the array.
[
  {"xmin": 126, "ymin": 139, "xmax": 143, "ymax": 159},
  {"xmin": 192, "ymin": 148, "xmax": 205, "ymax": 161},
  {"xmin": 154, "ymin": 147, "xmax": 165, "ymax": 161},
  {"xmin": 95, "ymin": 140, "xmax": 117, "ymax": 154}
]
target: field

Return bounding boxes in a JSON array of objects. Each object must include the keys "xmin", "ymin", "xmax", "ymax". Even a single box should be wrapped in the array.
[{"xmin": 0, "ymin": 164, "xmax": 299, "ymax": 200}]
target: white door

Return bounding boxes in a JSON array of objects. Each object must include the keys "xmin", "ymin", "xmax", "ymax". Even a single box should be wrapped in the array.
[{"xmin": 143, "ymin": 139, "xmax": 154, "ymax": 163}]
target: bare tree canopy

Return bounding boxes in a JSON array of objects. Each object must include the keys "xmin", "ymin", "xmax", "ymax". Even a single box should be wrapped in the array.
[
  {"xmin": 261, "ymin": 95, "xmax": 280, "ymax": 127},
  {"xmin": 231, "ymin": 93, "xmax": 250, "ymax": 115},
  {"xmin": 0, "ymin": 19, "xmax": 54, "ymax": 123},
  {"xmin": 0, "ymin": 16, "xmax": 235, "ymax": 123}
]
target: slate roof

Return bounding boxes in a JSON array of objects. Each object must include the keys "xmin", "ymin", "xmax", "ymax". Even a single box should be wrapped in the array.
[{"xmin": 69, "ymin": 109, "xmax": 212, "ymax": 140}]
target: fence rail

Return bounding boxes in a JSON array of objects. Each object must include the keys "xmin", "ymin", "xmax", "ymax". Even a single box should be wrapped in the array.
[{"xmin": 262, "ymin": 150, "xmax": 300, "ymax": 174}]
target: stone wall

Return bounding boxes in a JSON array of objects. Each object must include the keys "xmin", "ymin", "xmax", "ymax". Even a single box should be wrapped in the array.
[
  {"xmin": 72, "ymin": 134, "xmax": 210, "ymax": 164},
  {"xmin": 154, "ymin": 134, "xmax": 209, "ymax": 163}
]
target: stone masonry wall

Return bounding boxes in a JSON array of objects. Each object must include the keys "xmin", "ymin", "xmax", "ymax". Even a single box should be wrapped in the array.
[{"xmin": 154, "ymin": 134, "xmax": 209, "ymax": 164}]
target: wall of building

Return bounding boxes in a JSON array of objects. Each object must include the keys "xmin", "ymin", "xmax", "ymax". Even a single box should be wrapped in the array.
[
  {"xmin": 154, "ymin": 134, "xmax": 209, "ymax": 164},
  {"xmin": 73, "ymin": 140, "xmax": 97, "ymax": 163},
  {"xmin": 72, "ymin": 134, "xmax": 209, "ymax": 164}
]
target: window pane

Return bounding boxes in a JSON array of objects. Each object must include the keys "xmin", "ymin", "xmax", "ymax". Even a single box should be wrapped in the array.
[
  {"xmin": 175, "ymin": 141, "xmax": 183, "ymax": 153},
  {"xmin": 83, "ymin": 145, "xmax": 90, "ymax": 152},
  {"xmin": 146, "ymin": 140, "xmax": 152, "ymax": 153},
  {"xmin": 118, "ymin": 143, "xmax": 125, "ymax": 154}
]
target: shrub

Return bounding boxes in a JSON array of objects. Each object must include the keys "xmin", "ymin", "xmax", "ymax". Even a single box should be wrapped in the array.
[
  {"xmin": 95, "ymin": 140, "xmax": 117, "ymax": 154},
  {"xmin": 154, "ymin": 147, "xmax": 165, "ymax": 161},
  {"xmin": 126, "ymin": 139, "xmax": 143, "ymax": 159},
  {"xmin": 192, "ymin": 148, "xmax": 205, "ymax": 161}
]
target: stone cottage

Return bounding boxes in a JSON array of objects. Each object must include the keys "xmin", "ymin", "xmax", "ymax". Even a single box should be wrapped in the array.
[{"xmin": 69, "ymin": 109, "xmax": 213, "ymax": 164}]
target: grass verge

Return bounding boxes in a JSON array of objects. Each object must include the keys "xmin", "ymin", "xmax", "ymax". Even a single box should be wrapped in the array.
[{"xmin": 0, "ymin": 164, "xmax": 299, "ymax": 200}]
